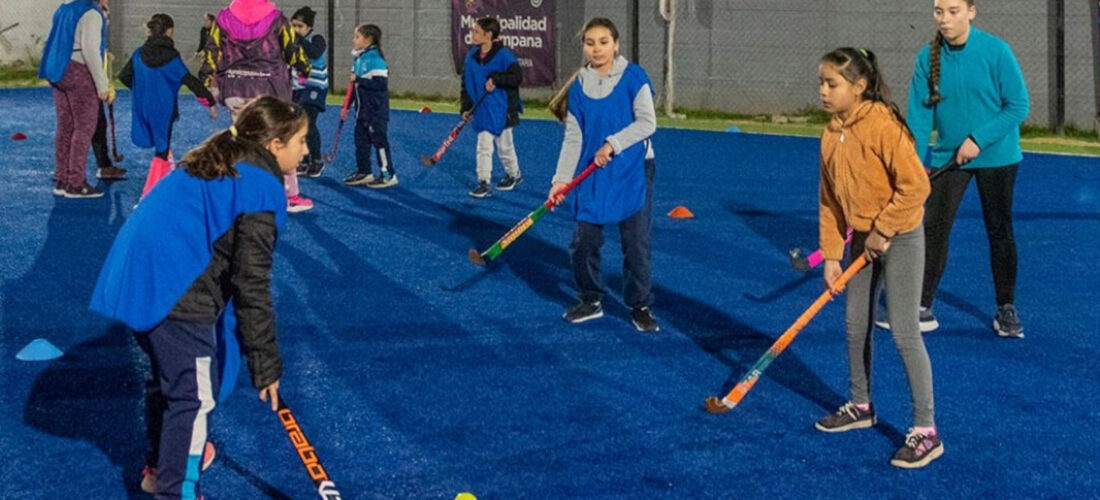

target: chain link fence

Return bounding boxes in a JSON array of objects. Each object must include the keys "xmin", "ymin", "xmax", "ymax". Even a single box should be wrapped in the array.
[
  {"xmin": 4, "ymin": 0, "xmax": 1097, "ymax": 130},
  {"xmin": 642, "ymin": 0, "xmax": 1099, "ymax": 131}
]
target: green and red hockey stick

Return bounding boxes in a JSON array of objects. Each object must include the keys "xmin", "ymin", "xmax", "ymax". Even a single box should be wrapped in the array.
[
  {"xmin": 705, "ymin": 253, "xmax": 868, "ymax": 414},
  {"xmin": 469, "ymin": 162, "xmax": 599, "ymax": 265}
]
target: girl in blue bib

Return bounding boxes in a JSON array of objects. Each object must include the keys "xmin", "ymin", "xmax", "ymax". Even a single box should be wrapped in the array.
[
  {"xmin": 119, "ymin": 13, "xmax": 217, "ymax": 198},
  {"xmin": 547, "ymin": 18, "xmax": 659, "ymax": 333},
  {"xmin": 92, "ymin": 96, "xmax": 305, "ymax": 500}
]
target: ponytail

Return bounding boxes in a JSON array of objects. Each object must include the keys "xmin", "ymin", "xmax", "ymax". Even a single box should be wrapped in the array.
[
  {"xmin": 820, "ymin": 47, "xmax": 913, "ymax": 141},
  {"xmin": 146, "ymin": 13, "xmax": 174, "ymax": 37},
  {"xmin": 551, "ymin": 18, "xmax": 622, "ymax": 123},
  {"xmin": 181, "ymin": 96, "xmax": 307, "ymax": 180},
  {"xmin": 548, "ymin": 70, "xmax": 579, "ymax": 122},
  {"xmin": 356, "ymin": 24, "xmax": 385, "ymax": 60}
]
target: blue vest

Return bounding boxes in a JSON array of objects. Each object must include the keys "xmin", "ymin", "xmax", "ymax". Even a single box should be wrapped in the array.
[
  {"xmin": 130, "ymin": 49, "xmax": 189, "ymax": 152},
  {"xmin": 292, "ymin": 32, "xmax": 328, "ymax": 91},
  {"xmin": 90, "ymin": 163, "xmax": 287, "ymax": 333},
  {"xmin": 38, "ymin": 1, "xmax": 105, "ymax": 83},
  {"xmin": 463, "ymin": 45, "xmax": 517, "ymax": 135},
  {"xmin": 569, "ymin": 64, "xmax": 653, "ymax": 225}
]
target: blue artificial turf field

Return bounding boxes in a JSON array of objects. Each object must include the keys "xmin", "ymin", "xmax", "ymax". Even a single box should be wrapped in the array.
[{"xmin": 1, "ymin": 87, "xmax": 1098, "ymax": 499}]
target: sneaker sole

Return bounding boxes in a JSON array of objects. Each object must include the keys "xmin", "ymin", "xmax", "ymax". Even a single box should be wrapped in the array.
[
  {"xmin": 63, "ymin": 191, "xmax": 105, "ymax": 199},
  {"xmin": 344, "ymin": 176, "xmax": 375, "ymax": 186},
  {"xmin": 890, "ymin": 443, "xmax": 944, "ymax": 469},
  {"xmin": 496, "ymin": 179, "xmax": 522, "ymax": 191},
  {"xmin": 814, "ymin": 416, "xmax": 876, "ymax": 433},
  {"xmin": 468, "ymin": 191, "xmax": 492, "ymax": 198},
  {"xmin": 140, "ymin": 474, "xmax": 156, "ymax": 494},
  {"xmin": 632, "ymin": 320, "xmax": 660, "ymax": 333},
  {"xmin": 287, "ymin": 204, "xmax": 314, "ymax": 213},
  {"xmin": 874, "ymin": 319, "xmax": 939, "ymax": 332},
  {"xmin": 366, "ymin": 180, "xmax": 398, "ymax": 189},
  {"xmin": 563, "ymin": 310, "xmax": 603, "ymax": 324},
  {"xmin": 993, "ymin": 320, "xmax": 1024, "ymax": 338}
]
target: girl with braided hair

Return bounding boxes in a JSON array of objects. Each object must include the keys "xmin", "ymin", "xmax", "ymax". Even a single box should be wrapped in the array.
[{"xmin": 903, "ymin": 0, "xmax": 1030, "ymax": 338}]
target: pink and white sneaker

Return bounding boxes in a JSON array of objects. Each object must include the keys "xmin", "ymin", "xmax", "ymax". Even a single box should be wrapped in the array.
[
  {"xmin": 890, "ymin": 428, "xmax": 943, "ymax": 468},
  {"xmin": 140, "ymin": 441, "xmax": 217, "ymax": 493},
  {"xmin": 287, "ymin": 194, "xmax": 314, "ymax": 213}
]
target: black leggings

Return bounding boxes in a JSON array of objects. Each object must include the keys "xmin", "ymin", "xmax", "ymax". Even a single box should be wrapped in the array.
[
  {"xmin": 155, "ymin": 120, "xmax": 175, "ymax": 160},
  {"xmin": 304, "ymin": 105, "xmax": 322, "ymax": 163},
  {"xmin": 92, "ymin": 104, "xmax": 110, "ymax": 167},
  {"xmin": 922, "ymin": 164, "xmax": 1018, "ymax": 308}
]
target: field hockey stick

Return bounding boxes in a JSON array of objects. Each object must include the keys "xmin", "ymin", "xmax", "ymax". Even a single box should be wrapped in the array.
[
  {"xmin": 323, "ymin": 86, "xmax": 354, "ymax": 164},
  {"xmin": 421, "ymin": 92, "xmax": 489, "ymax": 166},
  {"xmin": 789, "ymin": 228, "xmax": 851, "ymax": 271},
  {"xmin": 469, "ymin": 161, "xmax": 599, "ymax": 265},
  {"xmin": 107, "ymin": 101, "xmax": 123, "ymax": 163},
  {"xmin": 276, "ymin": 398, "xmax": 343, "ymax": 500},
  {"xmin": 788, "ymin": 159, "xmax": 961, "ymax": 271},
  {"xmin": 705, "ymin": 253, "xmax": 868, "ymax": 414},
  {"xmin": 103, "ymin": 54, "xmax": 124, "ymax": 163}
]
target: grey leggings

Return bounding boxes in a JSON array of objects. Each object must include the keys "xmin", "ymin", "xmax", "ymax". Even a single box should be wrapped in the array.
[{"xmin": 846, "ymin": 226, "xmax": 936, "ymax": 427}]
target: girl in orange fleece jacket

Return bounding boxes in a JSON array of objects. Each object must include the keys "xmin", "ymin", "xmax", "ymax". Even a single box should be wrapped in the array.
[{"xmin": 814, "ymin": 48, "xmax": 941, "ymax": 469}]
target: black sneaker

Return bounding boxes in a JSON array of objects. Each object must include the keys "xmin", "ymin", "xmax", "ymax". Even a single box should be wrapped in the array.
[
  {"xmin": 63, "ymin": 182, "xmax": 104, "ymax": 199},
  {"xmin": 496, "ymin": 174, "xmax": 522, "ymax": 191},
  {"xmin": 96, "ymin": 166, "xmax": 127, "ymax": 180},
  {"xmin": 631, "ymin": 306, "xmax": 660, "ymax": 333},
  {"xmin": 814, "ymin": 402, "xmax": 876, "ymax": 433},
  {"xmin": 343, "ymin": 172, "xmax": 374, "ymax": 186},
  {"xmin": 562, "ymin": 300, "xmax": 603, "ymax": 323},
  {"xmin": 366, "ymin": 173, "xmax": 398, "ymax": 189},
  {"xmin": 890, "ymin": 429, "xmax": 944, "ymax": 469},
  {"xmin": 874, "ymin": 306, "xmax": 939, "ymax": 333},
  {"xmin": 306, "ymin": 161, "xmax": 325, "ymax": 178},
  {"xmin": 993, "ymin": 304, "xmax": 1024, "ymax": 338},
  {"xmin": 296, "ymin": 162, "xmax": 309, "ymax": 175},
  {"xmin": 468, "ymin": 181, "xmax": 492, "ymax": 198},
  {"xmin": 52, "ymin": 182, "xmax": 66, "ymax": 196}
]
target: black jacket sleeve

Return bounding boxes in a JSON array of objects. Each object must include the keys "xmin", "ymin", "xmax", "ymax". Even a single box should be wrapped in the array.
[
  {"xmin": 118, "ymin": 57, "xmax": 134, "ymax": 89},
  {"xmin": 182, "ymin": 73, "xmax": 214, "ymax": 104},
  {"xmin": 459, "ymin": 63, "xmax": 473, "ymax": 113},
  {"xmin": 490, "ymin": 61, "xmax": 523, "ymax": 89},
  {"xmin": 230, "ymin": 212, "xmax": 283, "ymax": 389},
  {"xmin": 302, "ymin": 35, "xmax": 326, "ymax": 61}
]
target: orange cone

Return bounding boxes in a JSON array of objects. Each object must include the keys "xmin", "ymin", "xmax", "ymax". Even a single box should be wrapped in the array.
[{"xmin": 668, "ymin": 205, "xmax": 694, "ymax": 219}]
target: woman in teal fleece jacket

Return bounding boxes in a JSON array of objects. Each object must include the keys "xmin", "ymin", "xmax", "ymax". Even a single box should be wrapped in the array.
[{"xmin": 905, "ymin": 0, "xmax": 1030, "ymax": 338}]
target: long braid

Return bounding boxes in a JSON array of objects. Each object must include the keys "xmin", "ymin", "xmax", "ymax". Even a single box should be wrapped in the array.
[{"xmin": 926, "ymin": 31, "xmax": 944, "ymax": 106}]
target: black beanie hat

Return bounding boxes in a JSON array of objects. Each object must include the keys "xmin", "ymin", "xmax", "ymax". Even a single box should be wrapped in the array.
[{"xmin": 292, "ymin": 7, "xmax": 316, "ymax": 27}]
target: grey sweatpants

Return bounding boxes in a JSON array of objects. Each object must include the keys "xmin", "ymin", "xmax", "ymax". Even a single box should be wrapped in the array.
[
  {"xmin": 845, "ymin": 226, "xmax": 936, "ymax": 427},
  {"xmin": 476, "ymin": 129, "xmax": 520, "ymax": 183}
]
